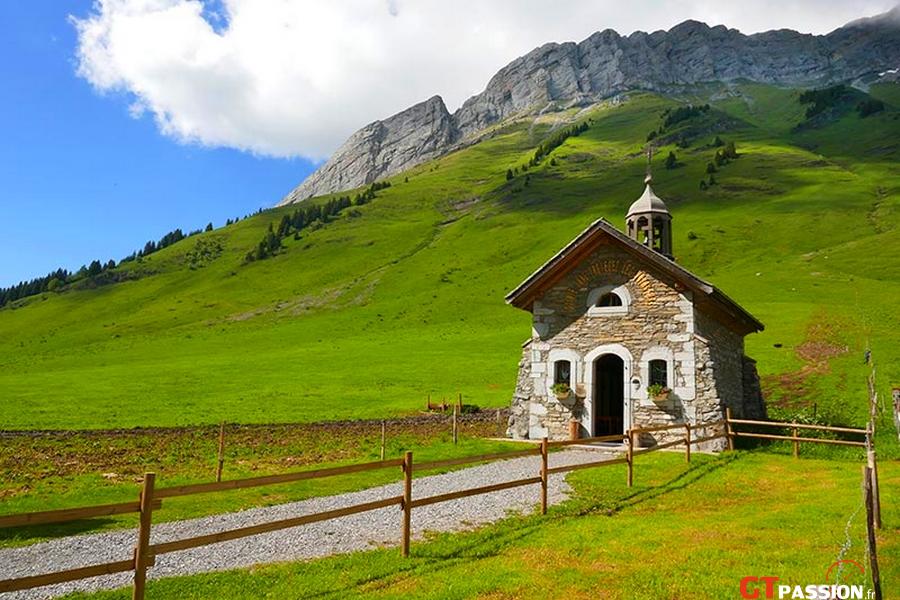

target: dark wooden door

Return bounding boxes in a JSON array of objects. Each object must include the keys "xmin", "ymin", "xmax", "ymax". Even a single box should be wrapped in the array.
[{"xmin": 593, "ymin": 354, "xmax": 624, "ymax": 436}]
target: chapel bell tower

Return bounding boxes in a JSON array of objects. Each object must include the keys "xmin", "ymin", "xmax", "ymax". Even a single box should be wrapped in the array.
[{"xmin": 626, "ymin": 150, "xmax": 673, "ymax": 260}]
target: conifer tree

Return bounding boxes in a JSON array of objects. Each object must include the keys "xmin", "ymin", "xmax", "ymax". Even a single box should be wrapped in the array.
[{"xmin": 665, "ymin": 151, "xmax": 677, "ymax": 169}]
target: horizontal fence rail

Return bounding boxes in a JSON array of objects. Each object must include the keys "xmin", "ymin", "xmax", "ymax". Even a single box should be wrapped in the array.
[
  {"xmin": 413, "ymin": 447, "xmax": 540, "ymax": 472},
  {"xmin": 0, "ymin": 499, "xmax": 160, "ymax": 529},
  {"xmin": 155, "ymin": 458, "xmax": 404, "ymax": 499},
  {"xmin": 149, "ymin": 496, "xmax": 404, "ymax": 556},
  {"xmin": 0, "ymin": 558, "xmax": 140, "ymax": 594},
  {"xmin": 410, "ymin": 477, "xmax": 542, "ymax": 509},
  {"xmin": 727, "ymin": 418, "xmax": 867, "ymax": 435},
  {"xmin": 548, "ymin": 433, "xmax": 628, "ymax": 447},
  {"xmin": 546, "ymin": 457, "xmax": 629, "ymax": 475},
  {"xmin": 725, "ymin": 412, "xmax": 868, "ymax": 453},
  {"xmin": 732, "ymin": 431, "xmax": 866, "ymax": 447},
  {"xmin": 0, "ymin": 413, "xmax": 877, "ymax": 598}
]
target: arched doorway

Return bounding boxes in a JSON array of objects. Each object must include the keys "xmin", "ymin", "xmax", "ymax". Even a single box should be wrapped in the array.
[{"xmin": 593, "ymin": 354, "xmax": 625, "ymax": 436}]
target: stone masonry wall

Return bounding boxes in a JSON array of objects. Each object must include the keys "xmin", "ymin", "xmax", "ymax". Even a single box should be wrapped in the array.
[
  {"xmin": 691, "ymin": 309, "xmax": 746, "ymax": 450},
  {"xmin": 507, "ymin": 340, "xmax": 533, "ymax": 439}
]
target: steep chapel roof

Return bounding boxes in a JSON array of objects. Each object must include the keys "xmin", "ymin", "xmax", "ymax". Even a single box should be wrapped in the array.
[{"xmin": 505, "ymin": 218, "xmax": 763, "ymax": 335}]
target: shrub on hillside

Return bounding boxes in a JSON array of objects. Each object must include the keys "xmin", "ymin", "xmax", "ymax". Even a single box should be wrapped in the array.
[{"xmin": 856, "ymin": 99, "xmax": 885, "ymax": 118}]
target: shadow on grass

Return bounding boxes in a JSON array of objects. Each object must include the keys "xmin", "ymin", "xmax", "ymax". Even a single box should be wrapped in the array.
[
  {"xmin": 0, "ymin": 517, "xmax": 125, "ymax": 549},
  {"xmin": 292, "ymin": 521, "xmax": 549, "ymax": 600},
  {"xmin": 565, "ymin": 451, "xmax": 744, "ymax": 518},
  {"xmin": 296, "ymin": 454, "xmax": 745, "ymax": 599}
]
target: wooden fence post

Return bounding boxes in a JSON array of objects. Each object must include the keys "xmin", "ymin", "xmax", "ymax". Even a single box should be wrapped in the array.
[
  {"xmin": 626, "ymin": 429, "xmax": 633, "ymax": 488},
  {"xmin": 452, "ymin": 405, "xmax": 458, "ymax": 445},
  {"xmin": 132, "ymin": 472, "xmax": 156, "ymax": 600},
  {"xmin": 401, "ymin": 451, "xmax": 412, "ymax": 558},
  {"xmin": 792, "ymin": 422, "xmax": 799, "ymax": 459},
  {"xmin": 380, "ymin": 420, "xmax": 386, "ymax": 461},
  {"xmin": 684, "ymin": 422, "xmax": 691, "ymax": 463},
  {"xmin": 540, "ymin": 437, "xmax": 548, "ymax": 515},
  {"xmin": 863, "ymin": 466, "xmax": 882, "ymax": 600},
  {"xmin": 216, "ymin": 422, "xmax": 226, "ymax": 483},
  {"xmin": 868, "ymin": 449, "xmax": 882, "ymax": 529},
  {"xmin": 457, "ymin": 392, "xmax": 463, "ymax": 412},
  {"xmin": 725, "ymin": 408, "xmax": 735, "ymax": 451}
]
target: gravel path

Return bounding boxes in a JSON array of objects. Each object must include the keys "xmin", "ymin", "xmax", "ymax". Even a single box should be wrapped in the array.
[{"xmin": 0, "ymin": 448, "xmax": 614, "ymax": 599}]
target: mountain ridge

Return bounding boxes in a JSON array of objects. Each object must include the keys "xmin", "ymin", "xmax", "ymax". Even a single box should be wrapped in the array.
[{"xmin": 280, "ymin": 7, "xmax": 900, "ymax": 204}]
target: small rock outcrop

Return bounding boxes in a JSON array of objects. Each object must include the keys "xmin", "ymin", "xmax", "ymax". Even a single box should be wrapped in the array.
[{"xmin": 280, "ymin": 8, "xmax": 900, "ymax": 204}]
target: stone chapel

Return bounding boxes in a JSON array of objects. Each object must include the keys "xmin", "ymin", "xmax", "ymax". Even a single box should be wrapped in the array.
[{"xmin": 505, "ymin": 171, "xmax": 766, "ymax": 445}]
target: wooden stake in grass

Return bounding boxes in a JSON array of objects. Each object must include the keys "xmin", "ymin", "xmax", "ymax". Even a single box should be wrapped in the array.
[
  {"xmin": 863, "ymin": 465, "xmax": 882, "ymax": 600},
  {"xmin": 132, "ymin": 472, "xmax": 156, "ymax": 600},
  {"xmin": 792, "ymin": 422, "xmax": 799, "ymax": 459},
  {"xmin": 626, "ymin": 429, "xmax": 634, "ymax": 488},
  {"xmin": 684, "ymin": 422, "xmax": 691, "ymax": 463},
  {"xmin": 452, "ymin": 404, "xmax": 458, "ymax": 445},
  {"xmin": 380, "ymin": 420, "xmax": 386, "ymax": 461},
  {"xmin": 868, "ymin": 450, "xmax": 881, "ymax": 529},
  {"xmin": 216, "ymin": 421, "xmax": 226, "ymax": 483},
  {"xmin": 725, "ymin": 407, "xmax": 735, "ymax": 451},
  {"xmin": 457, "ymin": 392, "xmax": 462, "ymax": 412},
  {"xmin": 401, "ymin": 451, "xmax": 413, "ymax": 558},
  {"xmin": 540, "ymin": 437, "xmax": 548, "ymax": 515}
]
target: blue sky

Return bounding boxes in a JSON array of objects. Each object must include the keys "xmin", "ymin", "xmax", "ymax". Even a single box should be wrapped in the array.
[{"xmin": 0, "ymin": 2, "xmax": 315, "ymax": 288}]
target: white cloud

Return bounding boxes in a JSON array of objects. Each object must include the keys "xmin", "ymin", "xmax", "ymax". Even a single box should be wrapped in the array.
[{"xmin": 71, "ymin": 0, "xmax": 898, "ymax": 160}]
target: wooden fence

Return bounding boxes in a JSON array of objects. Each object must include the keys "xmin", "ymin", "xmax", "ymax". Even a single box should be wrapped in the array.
[{"xmin": 0, "ymin": 415, "xmax": 875, "ymax": 599}]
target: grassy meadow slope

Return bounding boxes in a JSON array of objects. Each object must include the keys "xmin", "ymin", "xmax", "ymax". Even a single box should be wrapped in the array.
[{"xmin": 1, "ymin": 83, "xmax": 898, "ymax": 431}]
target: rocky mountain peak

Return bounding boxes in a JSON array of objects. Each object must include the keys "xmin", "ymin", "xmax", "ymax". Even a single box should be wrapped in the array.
[{"xmin": 279, "ymin": 9, "xmax": 900, "ymax": 204}]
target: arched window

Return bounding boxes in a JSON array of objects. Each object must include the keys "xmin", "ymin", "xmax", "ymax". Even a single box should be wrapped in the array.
[
  {"xmin": 649, "ymin": 359, "xmax": 668, "ymax": 387},
  {"xmin": 596, "ymin": 292, "xmax": 623, "ymax": 307},
  {"xmin": 587, "ymin": 285, "xmax": 630, "ymax": 316},
  {"xmin": 554, "ymin": 360, "xmax": 572, "ymax": 386}
]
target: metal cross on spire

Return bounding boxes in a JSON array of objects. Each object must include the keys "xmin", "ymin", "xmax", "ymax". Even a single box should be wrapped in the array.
[{"xmin": 645, "ymin": 147, "xmax": 653, "ymax": 184}]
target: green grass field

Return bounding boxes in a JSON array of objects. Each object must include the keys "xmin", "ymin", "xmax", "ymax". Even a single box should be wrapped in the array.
[
  {"xmin": 62, "ymin": 449, "xmax": 898, "ymax": 599},
  {"xmin": 1, "ymin": 82, "xmax": 898, "ymax": 434}
]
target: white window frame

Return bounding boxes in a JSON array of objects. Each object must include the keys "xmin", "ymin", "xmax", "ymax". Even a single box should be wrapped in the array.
[
  {"xmin": 638, "ymin": 346, "xmax": 674, "ymax": 405},
  {"xmin": 586, "ymin": 284, "xmax": 631, "ymax": 316},
  {"xmin": 545, "ymin": 348, "xmax": 581, "ymax": 399}
]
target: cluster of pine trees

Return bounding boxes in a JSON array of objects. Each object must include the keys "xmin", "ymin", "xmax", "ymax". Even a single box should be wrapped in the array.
[
  {"xmin": 245, "ymin": 181, "xmax": 390, "ymax": 263},
  {"xmin": 647, "ymin": 104, "xmax": 711, "ymax": 142},
  {"xmin": 119, "ymin": 222, "xmax": 216, "ymax": 264},
  {"xmin": 529, "ymin": 121, "xmax": 589, "ymax": 166},
  {"xmin": 0, "ymin": 268, "xmax": 71, "ymax": 307},
  {"xmin": 0, "ymin": 256, "xmax": 130, "ymax": 307},
  {"xmin": 798, "ymin": 85, "xmax": 849, "ymax": 119},
  {"xmin": 1, "ymin": 219, "xmax": 229, "ymax": 308},
  {"xmin": 662, "ymin": 104, "xmax": 711, "ymax": 128},
  {"xmin": 699, "ymin": 136, "xmax": 740, "ymax": 189},
  {"xmin": 505, "ymin": 121, "xmax": 590, "ymax": 181}
]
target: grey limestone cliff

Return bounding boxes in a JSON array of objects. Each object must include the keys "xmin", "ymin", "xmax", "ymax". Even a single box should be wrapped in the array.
[{"xmin": 280, "ymin": 7, "xmax": 900, "ymax": 204}]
